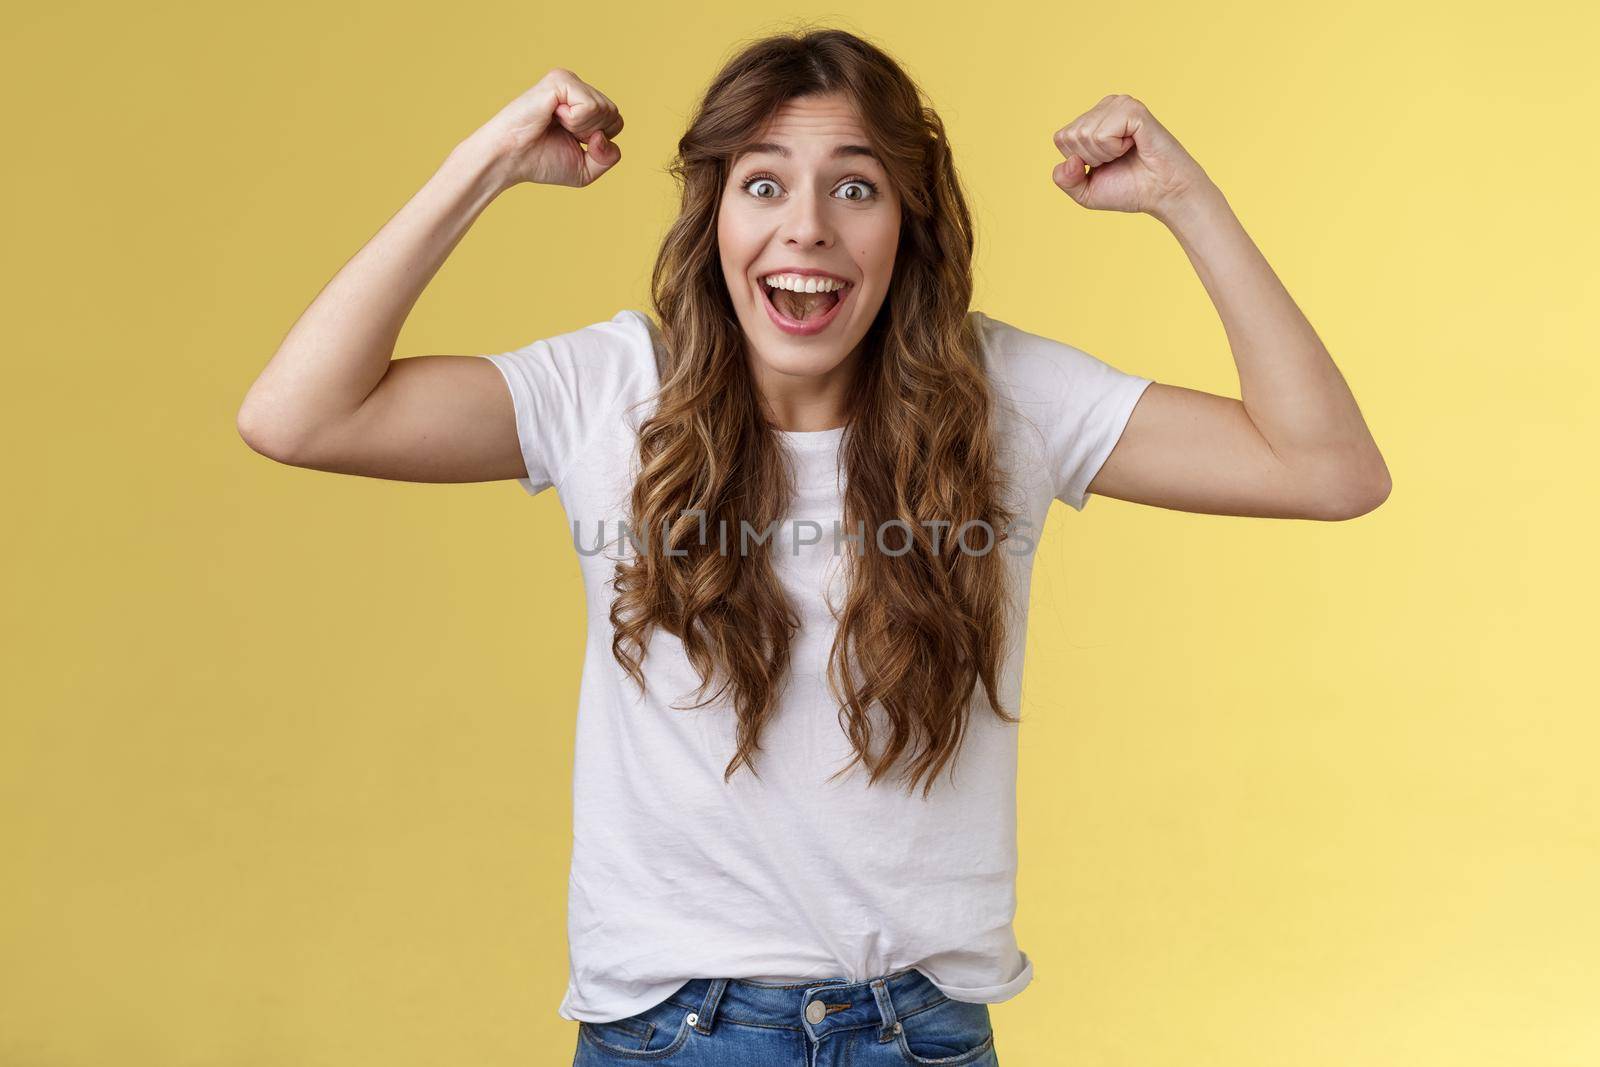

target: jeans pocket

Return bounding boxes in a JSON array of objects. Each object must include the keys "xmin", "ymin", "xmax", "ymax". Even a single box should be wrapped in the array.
[
  {"xmin": 577, "ymin": 991, "xmax": 696, "ymax": 1060},
  {"xmin": 894, "ymin": 996, "xmax": 995, "ymax": 1065}
]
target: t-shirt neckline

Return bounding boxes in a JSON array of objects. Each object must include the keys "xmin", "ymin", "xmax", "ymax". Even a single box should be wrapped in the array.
[{"xmin": 777, "ymin": 425, "xmax": 846, "ymax": 453}]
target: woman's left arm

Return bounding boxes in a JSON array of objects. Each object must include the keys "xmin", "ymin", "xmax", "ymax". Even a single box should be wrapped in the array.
[{"xmin": 1051, "ymin": 94, "xmax": 1392, "ymax": 520}]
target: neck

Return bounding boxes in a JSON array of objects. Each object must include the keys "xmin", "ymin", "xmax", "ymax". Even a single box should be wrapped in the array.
[{"xmin": 749, "ymin": 341, "xmax": 862, "ymax": 432}]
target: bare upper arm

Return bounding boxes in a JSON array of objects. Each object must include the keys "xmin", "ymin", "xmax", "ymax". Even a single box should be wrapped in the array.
[
  {"xmin": 258, "ymin": 355, "xmax": 525, "ymax": 485},
  {"xmin": 1086, "ymin": 382, "xmax": 1377, "ymax": 520}
]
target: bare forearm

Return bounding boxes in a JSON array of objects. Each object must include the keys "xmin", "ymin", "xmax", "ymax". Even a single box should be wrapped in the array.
[
  {"xmin": 1157, "ymin": 182, "xmax": 1386, "ymax": 479},
  {"xmin": 238, "ymin": 134, "xmax": 509, "ymax": 451}
]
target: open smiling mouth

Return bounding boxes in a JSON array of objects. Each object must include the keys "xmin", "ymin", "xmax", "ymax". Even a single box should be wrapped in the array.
[{"xmin": 759, "ymin": 273, "xmax": 852, "ymax": 336}]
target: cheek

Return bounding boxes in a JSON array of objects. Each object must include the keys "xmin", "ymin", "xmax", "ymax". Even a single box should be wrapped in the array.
[
  {"xmin": 718, "ymin": 219, "xmax": 761, "ymax": 281},
  {"xmin": 716, "ymin": 224, "xmax": 746, "ymax": 291},
  {"xmin": 717, "ymin": 200, "xmax": 754, "ymax": 245},
  {"xmin": 860, "ymin": 217, "xmax": 901, "ymax": 276}
]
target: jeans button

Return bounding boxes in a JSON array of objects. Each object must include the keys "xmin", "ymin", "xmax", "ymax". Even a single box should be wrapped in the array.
[{"xmin": 805, "ymin": 1000, "xmax": 826, "ymax": 1024}]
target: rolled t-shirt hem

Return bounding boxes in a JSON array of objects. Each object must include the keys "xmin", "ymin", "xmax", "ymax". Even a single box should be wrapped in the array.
[
  {"xmin": 916, "ymin": 950, "xmax": 1034, "ymax": 1003},
  {"xmin": 560, "ymin": 978, "xmax": 694, "ymax": 1024},
  {"xmin": 1058, "ymin": 376, "xmax": 1156, "ymax": 511},
  {"xmin": 477, "ymin": 352, "xmax": 554, "ymax": 497},
  {"xmin": 559, "ymin": 952, "xmax": 1036, "ymax": 1022}
]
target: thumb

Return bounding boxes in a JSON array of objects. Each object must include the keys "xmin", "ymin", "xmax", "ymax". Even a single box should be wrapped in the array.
[
  {"xmin": 1052, "ymin": 154, "xmax": 1089, "ymax": 203},
  {"xmin": 580, "ymin": 128, "xmax": 621, "ymax": 184}
]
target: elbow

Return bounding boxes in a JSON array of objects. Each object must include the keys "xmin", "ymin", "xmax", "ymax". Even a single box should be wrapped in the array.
[
  {"xmin": 1309, "ymin": 453, "xmax": 1392, "ymax": 521},
  {"xmin": 236, "ymin": 397, "xmax": 307, "ymax": 464}
]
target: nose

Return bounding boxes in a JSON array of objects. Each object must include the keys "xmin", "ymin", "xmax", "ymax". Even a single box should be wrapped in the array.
[{"xmin": 780, "ymin": 187, "xmax": 835, "ymax": 249}]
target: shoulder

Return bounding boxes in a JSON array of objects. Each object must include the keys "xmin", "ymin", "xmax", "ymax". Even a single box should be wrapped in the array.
[
  {"xmin": 488, "ymin": 308, "xmax": 662, "ymax": 396},
  {"xmin": 969, "ymin": 309, "xmax": 1154, "ymax": 411},
  {"xmin": 968, "ymin": 309, "xmax": 1101, "ymax": 395},
  {"xmin": 549, "ymin": 308, "xmax": 661, "ymax": 374}
]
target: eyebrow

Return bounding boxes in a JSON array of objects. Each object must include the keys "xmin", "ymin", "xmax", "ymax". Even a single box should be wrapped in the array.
[{"xmin": 737, "ymin": 142, "xmax": 880, "ymax": 163}]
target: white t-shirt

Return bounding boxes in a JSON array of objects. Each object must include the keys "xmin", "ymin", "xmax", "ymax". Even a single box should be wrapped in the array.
[{"xmin": 479, "ymin": 308, "xmax": 1154, "ymax": 1023}]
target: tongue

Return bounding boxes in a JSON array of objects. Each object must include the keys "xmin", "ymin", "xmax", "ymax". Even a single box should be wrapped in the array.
[{"xmin": 775, "ymin": 287, "xmax": 840, "ymax": 321}]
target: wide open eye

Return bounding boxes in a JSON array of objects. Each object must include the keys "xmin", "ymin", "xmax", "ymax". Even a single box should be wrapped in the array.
[
  {"xmin": 740, "ymin": 174, "xmax": 781, "ymax": 199},
  {"xmin": 836, "ymin": 178, "xmax": 879, "ymax": 202}
]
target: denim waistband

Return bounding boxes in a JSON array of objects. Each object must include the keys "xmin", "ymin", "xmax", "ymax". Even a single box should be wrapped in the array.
[{"xmin": 667, "ymin": 967, "xmax": 946, "ymax": 1043}]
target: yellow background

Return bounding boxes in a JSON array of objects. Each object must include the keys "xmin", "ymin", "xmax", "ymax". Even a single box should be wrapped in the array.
[{"xmin": 4, "ymin": 1, "xmax": 1596, "ymax": 1064}]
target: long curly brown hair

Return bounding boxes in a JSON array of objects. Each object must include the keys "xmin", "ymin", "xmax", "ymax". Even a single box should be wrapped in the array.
[{"xmin": 609, "ymin": 26, "xmax": 1019, "ymax": 799}]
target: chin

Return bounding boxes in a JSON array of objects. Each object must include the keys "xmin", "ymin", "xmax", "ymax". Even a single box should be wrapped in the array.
[
  {"xmin": 749, "ymin": 345, "xmax": 854, "ymax": 378},
  {"xmin": 753, "ymin": 310, "xmax": 877, "ymax": 376}
]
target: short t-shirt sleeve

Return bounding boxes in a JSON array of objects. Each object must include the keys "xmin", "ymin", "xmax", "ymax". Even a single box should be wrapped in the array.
[
  {"xmin": 976, "ymin": 311, "xmax": 1155, "ymax": 511},
  {"xmin": 476, "ymin": 309, "xmax": 657, "ymax": 496}
]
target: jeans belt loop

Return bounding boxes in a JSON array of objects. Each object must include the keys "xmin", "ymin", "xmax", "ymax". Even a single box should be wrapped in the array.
[
  {"xmin": 692, "ymin": 978, "xmax": 728, "ymax": 1036},
  {"xmin": 869, "ymin": 976, "xmax": 901, "ymax": 1043}
]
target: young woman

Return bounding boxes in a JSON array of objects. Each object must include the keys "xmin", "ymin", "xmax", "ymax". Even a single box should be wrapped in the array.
[{"xmin": 238, "ymin": 28, "xmax": 1389, "ymax": 1067}]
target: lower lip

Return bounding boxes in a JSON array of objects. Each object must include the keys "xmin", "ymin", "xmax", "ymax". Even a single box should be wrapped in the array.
[{"xmin": 759, "ymin": 280, "xmax": 851, "ymax": 336}]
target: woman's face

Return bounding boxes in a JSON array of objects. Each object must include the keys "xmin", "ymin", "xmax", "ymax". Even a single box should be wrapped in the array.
[{"xmin": 717, "ymin": 92, "xmax": 902, "ymax": 423}]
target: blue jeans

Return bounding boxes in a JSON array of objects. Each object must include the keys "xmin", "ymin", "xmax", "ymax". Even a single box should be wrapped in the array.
[{"xmin": 572, "ymin": 967, "xmax": 998, "ymax": 1065}]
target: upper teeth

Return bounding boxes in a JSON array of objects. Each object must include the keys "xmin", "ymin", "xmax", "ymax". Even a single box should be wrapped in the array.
[{"xmin": 764, "ymin": 273, "xmax": 847, "ymax": 293}]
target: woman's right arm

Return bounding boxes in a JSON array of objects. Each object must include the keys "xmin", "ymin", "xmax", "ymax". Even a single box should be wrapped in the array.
[{"xmin": 235, "ymin": 68, "xmax": 624, "ymax": 485}]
